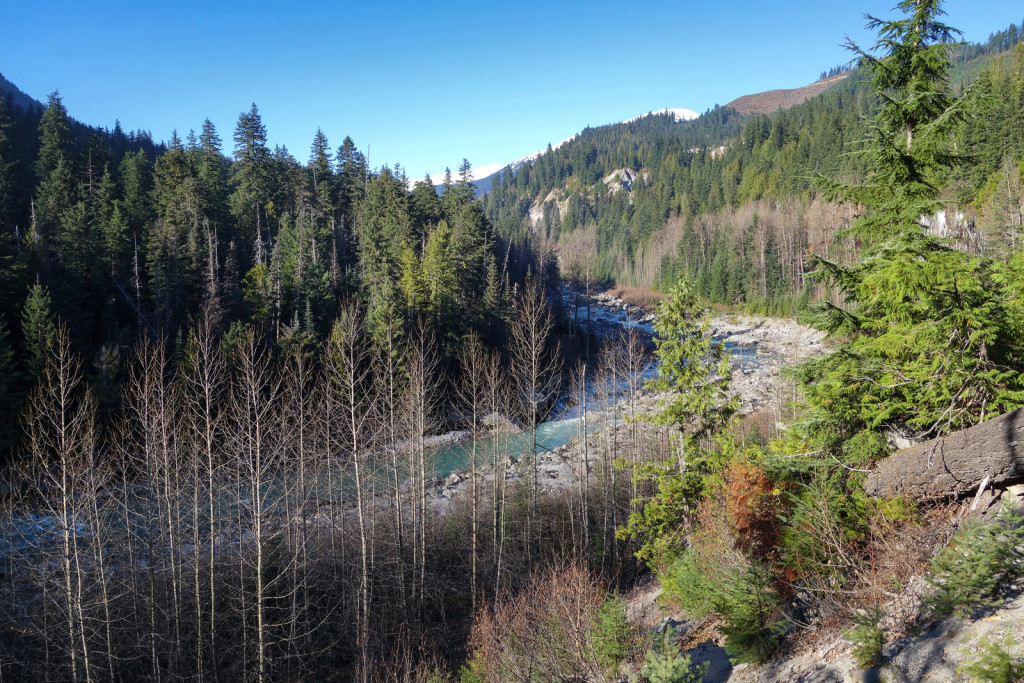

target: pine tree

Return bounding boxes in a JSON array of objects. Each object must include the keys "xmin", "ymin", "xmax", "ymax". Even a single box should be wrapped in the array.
[{"xmin": 619, "ymin": 279, "xmax": 736, "ymax": 565}]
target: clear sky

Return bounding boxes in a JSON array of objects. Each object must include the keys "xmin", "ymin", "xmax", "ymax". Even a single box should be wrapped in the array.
[{"xmin": 1, "ymin": 1, "xmax": 1019, "ymax": 180}]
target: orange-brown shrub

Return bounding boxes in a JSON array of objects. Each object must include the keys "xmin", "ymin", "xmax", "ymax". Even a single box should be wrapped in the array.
[
  {"xmin": 605, "ymin": 285, "xmax": 667, "ymax": 312},
  {"xmin": 724, "ymin": 462, "xmax": 783, "ymax": 563}
]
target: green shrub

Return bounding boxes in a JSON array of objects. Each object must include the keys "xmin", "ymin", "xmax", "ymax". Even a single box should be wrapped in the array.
[
  {"xmin": 845, "ymin": 605, "xmax": 886, "ymax": 669},
  {"xmin": 633, "ymin": 628, "xmax": 707, "ymax": 683},
  {"xmin": 717, "ymin": 560, "xmax": 788, "ymax": 665},
  {"xmin": 591, "ymin": 595, "xmax": 633, "ymax": 677},
  {"xmin": 661, "ymin": 551, "xmax": 787, "ymax": 665},
  {"xmin": 925, "ymin": 508, "xmax": 1024, "ymax": 619},
  {"xmin": 778, "ymin": 468, "xmax": 869, "ymax": 584},
  {"xmin": 457, "ymin": 651, "xmax": 486, "ymax": 683},
  {"xmin": 957, "ymin": 636, "xmax": 1024, "ymax": 683},
  {"xmin": 871, "ymin": 495, "xmax": 918, "ymax": 525},
  {"xmin": 659, "ymin": 549, "xmax": 718, "ymax": 619}
]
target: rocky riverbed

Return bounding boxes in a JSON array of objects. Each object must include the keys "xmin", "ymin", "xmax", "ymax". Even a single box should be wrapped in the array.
[
  {"xmin": 323, "ymin": 290, "xmax": 834, "ymax": 552},
  {"xmin": 565, "ymin": 286, "xmax": 828, "ymax": 415},
  {"xmin": 710, "ymin": 313, "xmax": 828, "ymax": 416}
]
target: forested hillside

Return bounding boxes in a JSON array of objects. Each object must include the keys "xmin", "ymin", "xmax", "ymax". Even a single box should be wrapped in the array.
[
  {"xmin": 484, "ymin": 22, "xmax": 1024, "ymax": 314},
  {"xmin": 0, "ymin": 89, "xmax": 545, "ymax": 459},
  {"xmin": 1, "ymin": 2, "xmax": 1024, "ymax": 681}
]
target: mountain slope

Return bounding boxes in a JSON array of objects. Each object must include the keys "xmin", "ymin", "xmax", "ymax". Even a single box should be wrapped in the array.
[
  {"xmin": 472, "ymin": 108, "xmax": 699, "ymax": 194},
  {"xmin": 725, "ymin": 72, "xmax": 850, "ymax": 115},
  {"xmin": 0, "ymin": 71, "xmax": 44, "ymax": 112}
]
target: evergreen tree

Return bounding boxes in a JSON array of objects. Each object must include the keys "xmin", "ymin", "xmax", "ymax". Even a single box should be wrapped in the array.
[
  {"xmin": 409, "ymin": 175, "xmax": 442, "ymax": 238},
  {"xmin": 309, "ymin": 128, "xmax": 335, "ymax": 213},
  {"xmin": 198, "ymin": 118, "xmax": 230, "ymax": 229},
  {"xmin": 397, "ymin": 239, "xmax": 425, "ymax": 317},
  {"xmin": 120, "ymin": 149, "xmax": 154, "ymax": 236},
  {"xmin": 232, "ymin": 103, "xmax": 272, "ymax": 264},
  {"xmin": 420, "ymin": 220, "xmax": 459, "ymax": 344},
  {"xmin": 0, "ymin": 95, "xmax": 17, "ymax": 232},
  {"xmin": 335, "ymin": 135, "xmax": 365, "ymax": 227},
  {"xmin": 619, "ymin": 279, "xmax": 736, "ymax": 565},
  {"xmin": 78, "ymin": 132, "xmax": 109, "ymax": 198},
  {"xmin": 33, "ymin": 155, "xmax": 79, "ymax": 266},
  {"xmin": 35, "ymin": 91, "xmax": 74, "ymax": 182},
  {"xmin": 355, "ymin": 166, "xmax": 411, "ymax": 292},
  {"xmin": 0, "ymin": 317, "xmax": 20, "ymax": 455},
  {"xmin": 800, "ymin": 0, "xmax": 1024, "ymax": 453},
  {"xmin": 21, "ymin": 282, "xmax": 56, "ymax": 379}
]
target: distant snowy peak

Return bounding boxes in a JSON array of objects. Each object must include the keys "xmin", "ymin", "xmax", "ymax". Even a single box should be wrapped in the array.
[
  {"xmin": 621, "ymin": 107, "xmax": 700, "ymax": 125},
  {"xmin": 472, "ymin": 133, "xmax": 577, "ymax": 181}
]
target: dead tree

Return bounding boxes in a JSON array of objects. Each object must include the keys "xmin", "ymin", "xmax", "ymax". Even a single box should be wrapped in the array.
[
  {"xmin": 865, "ymin": 408, "xmax": 1024, "ymax": 501},
  {"xmin": 509, "ymin": 279, "xmax": 562, "ymax": 549},
  {"xmin": 327, "ymin": 305, "xmax": 377, "ymax": 681}
]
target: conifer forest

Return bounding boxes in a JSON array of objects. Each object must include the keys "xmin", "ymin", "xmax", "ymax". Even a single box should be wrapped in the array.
[{"xmin": 1, "ymin": 1, "xmax": 1024, "ymax": 680}]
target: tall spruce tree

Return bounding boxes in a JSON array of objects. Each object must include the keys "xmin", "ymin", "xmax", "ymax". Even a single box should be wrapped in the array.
[
  {"xmin": 232, "ymin": 104, "xmax": 272, "ymax": 264},
  {"xmin": 35, "ymin": 92, "xmax": 74, "ymax": 182},
  {"xmin": 21, "ymin": 282, "xmax": 56, "ymax": 380},
  {"xmin": 799, "ymin": 0, "xmax": 1024, "ymax": 454},
  {"xmin": 309, "ymin": 128, "xmax": 335, "ymax": 213},
  {"xmin": 0, "ymin": 95, "xmax": 16, "ymax": 232}
]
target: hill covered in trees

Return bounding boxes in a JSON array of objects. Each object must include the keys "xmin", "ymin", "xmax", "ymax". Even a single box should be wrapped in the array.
[
  {"xmin": 1, "ymin": 2, "xmax": 1024, "ymax": 681},
  {"xmin": 483, "ymin": 20, "xmax": 1024, "ymax": 314},
  {"xmin": 0, "ymin": 86, "xmax": 551, "ymax": 459}
]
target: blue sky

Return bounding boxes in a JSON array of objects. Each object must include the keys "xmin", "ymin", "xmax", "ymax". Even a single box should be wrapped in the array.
[{"xmin": 1, "ymin": 1, "xmax": 1019, "ymax": 180}]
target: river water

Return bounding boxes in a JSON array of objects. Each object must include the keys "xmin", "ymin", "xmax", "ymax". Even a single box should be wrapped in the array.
[{"xmin": 0, "ymin": 292, "xmax": 774, "ymax": 556}]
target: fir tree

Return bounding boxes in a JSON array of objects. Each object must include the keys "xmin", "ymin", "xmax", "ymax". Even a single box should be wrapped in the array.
[
  {"xmin": 21, "ymin": 282, "xmax": 56, "ymax": 379},
  {"xmin": 35, "ymin": 91, "xmax": 74, "ymax": 182},
  {"xmin": 619, "ymin": 280, "xmax": 737, "ymax": 565},
  {"xmin": 0, "ymin": 317, "xmax": 20, "ymax": 455},
  {"xmin": 800, "ymin": 0, "xmax": 1024, "ymax": 450},
  {"xmin": 0, "ymin": 95, "xmax": 17, "ymax": 232},
  {"xmin": 309, "ymin": 128, "xmax": 334, "ymax": 213}
]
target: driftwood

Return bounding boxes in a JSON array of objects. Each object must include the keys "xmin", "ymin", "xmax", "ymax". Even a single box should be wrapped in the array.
[{"xmin": 865, "ymin": 409, "xmax": 1024, "ymax": 501}]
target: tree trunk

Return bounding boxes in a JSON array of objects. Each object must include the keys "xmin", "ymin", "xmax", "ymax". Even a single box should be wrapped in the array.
[{"xmin": 865, "ymin": 409, "xmax": 1024, "ymax": 500}]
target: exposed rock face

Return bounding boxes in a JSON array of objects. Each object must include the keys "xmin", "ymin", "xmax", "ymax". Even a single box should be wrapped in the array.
[{"xmin": 866, "ymin": 408, "xmax": 1024, "ymax": 500}]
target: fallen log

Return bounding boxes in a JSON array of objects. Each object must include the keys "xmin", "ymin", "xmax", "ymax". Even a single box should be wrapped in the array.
[{"xmin": 865, "ymin": 409, "xmax": 1024, "ymax": 501}]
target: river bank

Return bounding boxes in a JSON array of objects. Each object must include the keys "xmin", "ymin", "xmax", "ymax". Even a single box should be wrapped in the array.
[{"xmin": 418, "ymin": 290, "xmax": 830, "ymax": 512}]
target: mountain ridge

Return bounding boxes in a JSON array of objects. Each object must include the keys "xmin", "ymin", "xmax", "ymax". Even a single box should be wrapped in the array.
[
  {"xmin": 469, "ymin": 108, "xmax": 699, "ymax": 194},
  {"xmin": 725, "ymin": 72, "xmax": 851, "ymax": 115},
  {"xmin": 0, "ymin": 71, "xmax": 44, "ymax": 112}
]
